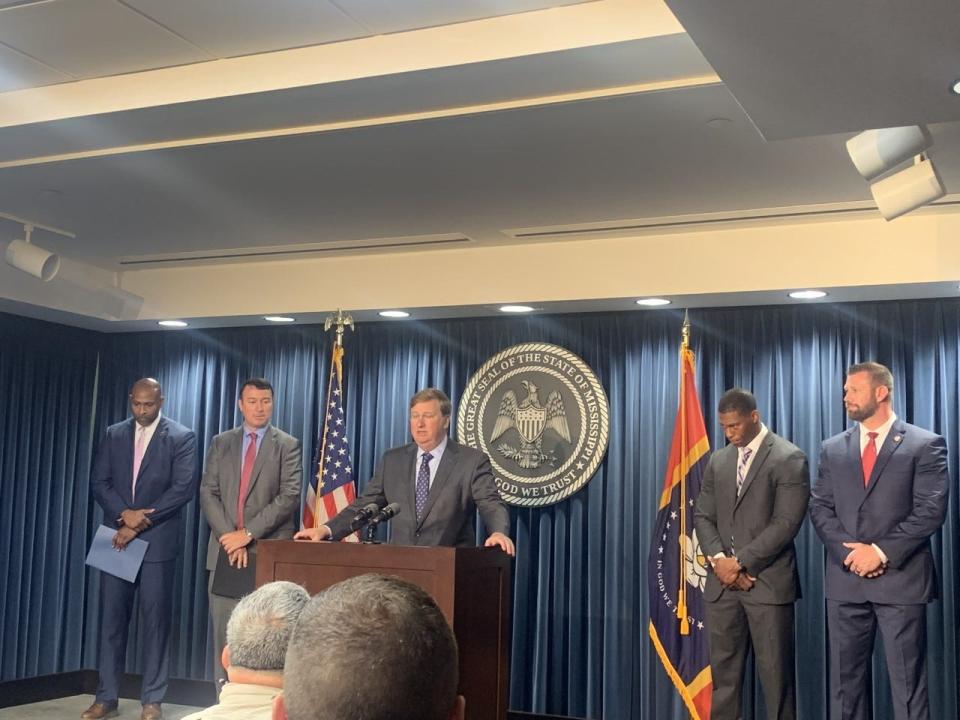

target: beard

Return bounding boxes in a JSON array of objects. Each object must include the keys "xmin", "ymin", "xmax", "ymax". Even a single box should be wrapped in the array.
[{"xmin": 846, "ymin": 397, "xmax": 878, "ymax": 423}]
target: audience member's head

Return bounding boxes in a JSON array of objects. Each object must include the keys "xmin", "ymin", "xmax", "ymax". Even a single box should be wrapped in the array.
[
  {"xmin": 224, "ymin": 580, "xmax": 310, "ymax": 687},
  {"xmin": 283, "ymin": 574, "xmax": 464, "ymax": 720}
]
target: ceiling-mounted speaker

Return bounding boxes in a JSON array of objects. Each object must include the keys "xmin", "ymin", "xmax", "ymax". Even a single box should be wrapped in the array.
[
  {"xmin": 99, "ymin": 285, "xmax": 145, "ymax": 320},
  {"xmin": 846, "ymin": 125, "xmax": 931, "ymax": 180},
  {"xmin": 870, "ymin": 157, "xmax": 945, "ymax": 221},
  {"xmin": 5, "ymin": 238, "xmax": 60, "ymax": 281}
]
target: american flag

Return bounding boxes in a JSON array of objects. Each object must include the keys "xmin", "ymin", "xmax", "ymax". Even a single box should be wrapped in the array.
[{"xmin": 303, "ymin": 344, "xmax": 357, "ymax": 540}]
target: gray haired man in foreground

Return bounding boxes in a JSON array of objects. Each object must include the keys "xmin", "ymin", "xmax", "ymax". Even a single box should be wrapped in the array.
[{"xmin": 184, "ymin": 581, "xmax": 309, "ymax": 720}]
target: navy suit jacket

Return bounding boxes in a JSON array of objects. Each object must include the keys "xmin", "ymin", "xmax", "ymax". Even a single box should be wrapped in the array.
[
  {"xmin": 327, "ymin": 440, "xmax": 509, "ymax": 546},
  {"xmin": 91, "ymin": 416, "xmax": 198, "ymax": 563},
  {"xmin": 810, "ymin": 419, "xmax": 949, "ymax": 604}
]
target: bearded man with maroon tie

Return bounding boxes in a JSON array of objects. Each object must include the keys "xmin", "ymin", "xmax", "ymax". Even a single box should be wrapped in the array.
[
  {"xmin": 810, "ymin": 362, "xmax": 949, "ymax": 720},
  {"xmin": 200, "ymin": 377, "xmax": 301, "ymax": 690},
  {"xmin": 85, "ymin": 378, "xmax": 198, "ymax": 720}
]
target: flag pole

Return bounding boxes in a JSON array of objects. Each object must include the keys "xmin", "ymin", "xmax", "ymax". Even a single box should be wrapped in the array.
[{"xmin": 677, "ymin": 311, "xmax": 691, "ymax": 634}]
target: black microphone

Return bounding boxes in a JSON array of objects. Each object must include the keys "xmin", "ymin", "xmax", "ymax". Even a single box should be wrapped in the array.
[
  {"xmin": 347, "ymin": 503, "xmax": 382, "ymax": 533},
  {"xmin": 370, "ymin": 502, "xmax": 401, "ymax": 526}
]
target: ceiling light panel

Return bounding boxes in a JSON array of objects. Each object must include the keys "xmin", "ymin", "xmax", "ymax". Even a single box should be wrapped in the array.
[
  {"xmin": 0, "ymin": 41, "xmax": 73, "ymax": 93},
  {"xmin": 0, "ymin": 0, "xmax": 211, "ymax": 79},
  {"xmin": 123, "ymin": 0, "xmax": 368, "ymax": 58},
  {"xmin": 336, "ymin": 0, "xmax": 587, "ymax": 35}
]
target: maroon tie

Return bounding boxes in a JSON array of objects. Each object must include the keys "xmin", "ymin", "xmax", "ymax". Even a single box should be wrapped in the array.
[
  {"xmin": 237, "ymin": 433, "xmax": 257, "ymax": 527},
  {"xmin": 861, "ymin": 431, "xmax": 879, "ymax": 487}
]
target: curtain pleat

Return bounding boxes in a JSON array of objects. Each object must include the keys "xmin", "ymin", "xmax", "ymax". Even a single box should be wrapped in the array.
[{"xmin": 1, "ymin": 301, "xmax": 958, "ymax": 720}]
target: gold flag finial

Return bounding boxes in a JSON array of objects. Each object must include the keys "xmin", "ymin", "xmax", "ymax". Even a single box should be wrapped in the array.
[
  {"xmin": 681, "ymin": 309, "xmax": 691, "ymax": 350},
  {"xmin": 324, "ymin": 309, "xmax": 354, "ymax": 347}
]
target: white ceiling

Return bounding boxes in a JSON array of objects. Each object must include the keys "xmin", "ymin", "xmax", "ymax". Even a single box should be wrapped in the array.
[
  {"xmin": 0, "ymin": 0, "xmax": 590, "ymax": 90},
  {"xmin": 1, "ymin": 0, "xmax": 959, "ymax": 329},
  {"xmin": 665, "ymin": 0, "xmax": 960, "ymax": 140}
]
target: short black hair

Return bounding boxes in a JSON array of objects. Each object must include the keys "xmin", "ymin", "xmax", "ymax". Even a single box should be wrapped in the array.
[
  {"xmin": 717, "ymin": 388, "xmax": 757, "ymax": 415},
  {"xmin": 284, "ymin": 574, "xmax": 459, "ymax": 720},
  {"xmin": 239, "ymin": 377, "xmax": 274, "ymax": 400}
]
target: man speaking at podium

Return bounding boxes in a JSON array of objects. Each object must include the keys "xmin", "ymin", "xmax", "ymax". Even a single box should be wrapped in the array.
[{"xmin": 295, "ymin": 388, "xmax": 514, "ymax": 555}]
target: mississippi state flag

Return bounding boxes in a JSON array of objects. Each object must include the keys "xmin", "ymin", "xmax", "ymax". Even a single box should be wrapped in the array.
[{"xmin": 647, "ymin": 344, "xmax": 712, "ymax": 719}]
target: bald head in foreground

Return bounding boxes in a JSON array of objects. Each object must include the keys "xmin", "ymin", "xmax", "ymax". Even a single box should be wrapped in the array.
[{"xmin": 281, "ymin": 574, "xmax": 465, "ymax": 720}]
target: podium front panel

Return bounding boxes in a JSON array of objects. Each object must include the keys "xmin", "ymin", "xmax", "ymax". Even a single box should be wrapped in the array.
[{"xmin": 256, "ymin": 540, "xmax": 510, "ymax": 720}]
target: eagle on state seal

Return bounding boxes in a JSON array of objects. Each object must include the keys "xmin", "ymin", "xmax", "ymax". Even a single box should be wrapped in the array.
[{"xmin": 490, "ymin": 379, "xmax": 571, "ymax": 469}]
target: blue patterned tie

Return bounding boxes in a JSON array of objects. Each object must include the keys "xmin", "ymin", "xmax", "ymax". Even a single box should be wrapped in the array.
[{"xmin": 415, "ymin": 452, "xmax": 433, "ymax": 520}]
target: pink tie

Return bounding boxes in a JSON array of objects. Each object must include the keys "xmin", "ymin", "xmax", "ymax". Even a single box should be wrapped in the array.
[
  {"xmin": 132, "ymin": 426, "xmax": 146, "ymax": 501},
  {"xmin": 237, "ymin": 433, "xmax": 257, "ymax": 528}
]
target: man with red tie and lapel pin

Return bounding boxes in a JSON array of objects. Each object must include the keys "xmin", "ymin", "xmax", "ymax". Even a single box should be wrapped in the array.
[
  {"xmin": 200, "ymin": 377, "xmax": 302, "ymax": 691},
  {"xmin": 810, "ymin": 361, "xmax": 949, "ymax": 720},
  {"xmin": 85, "ymin": 378, "xmax": 198, "ymax": 720}
]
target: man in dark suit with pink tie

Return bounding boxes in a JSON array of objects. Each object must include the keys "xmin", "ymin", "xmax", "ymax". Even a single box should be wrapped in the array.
[
  {"xmin": 85, "ymin": 378, "xmax": 198, "ymax": 720},
  {"xmin": 810, "ymin": 362, "xmax": 949, "ymax": 720}
]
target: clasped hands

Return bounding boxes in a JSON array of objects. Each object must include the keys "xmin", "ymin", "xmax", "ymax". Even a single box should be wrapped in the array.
[
  {"xmin": 713, "ymin": 556, "xmax": 756, "ymax": 592},
  {"xmin": 112, "ymin": 507, "xmax": 155, "ymax": 550},
  {"xmin": 220, "ymin": 529, "xmax": 254, "ymax": 568},
  {"xmin": 843, "ymin": 542, "xmax": 886, "ymax": 578}
]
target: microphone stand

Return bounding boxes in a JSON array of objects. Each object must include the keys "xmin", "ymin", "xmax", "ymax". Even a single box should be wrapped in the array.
[{"xmin": 361, "ymin": 519, "xmax": 382, "ymax": 544}]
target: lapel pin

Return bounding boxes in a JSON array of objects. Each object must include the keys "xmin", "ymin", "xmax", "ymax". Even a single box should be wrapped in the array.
[{"xmin": 893, "ymin": 435, "xmax": 902, "ymax": 443}]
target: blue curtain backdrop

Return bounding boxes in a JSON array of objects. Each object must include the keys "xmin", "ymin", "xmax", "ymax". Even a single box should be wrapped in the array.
[{"xmin": 0, "ymin": 300, "xmax": 957, "ymax": 720}]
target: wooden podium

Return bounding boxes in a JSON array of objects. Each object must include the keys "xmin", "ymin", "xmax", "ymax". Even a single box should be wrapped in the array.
[{"xmin": 256, "ymin": 540, "xmax": 511, "ymax": 720}]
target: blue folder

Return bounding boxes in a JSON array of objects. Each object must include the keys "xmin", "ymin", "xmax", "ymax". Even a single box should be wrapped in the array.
[{"xmin": 85, "ymin": 524, "xmax": 149, "ymax": 582}]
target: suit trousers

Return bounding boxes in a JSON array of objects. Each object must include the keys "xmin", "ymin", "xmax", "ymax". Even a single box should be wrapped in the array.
[
  {"xmin": 96, "ymin": 560, "xmax": 176, "ymax": 704},
  {"xmin": 207, "ymin": 572, "xmax": 239, "ymax": 692},
  {"xmin": 826, "ymin": 599, "xmax": 928, "ymax": 720},
  {"xmin": 706, "ymin": 592, "xmax": 796, "ymax": 720}
]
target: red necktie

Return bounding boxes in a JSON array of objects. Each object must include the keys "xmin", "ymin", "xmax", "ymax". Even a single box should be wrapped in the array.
[
  {"xmin": 237, "ymin": 432, "xmax": 257, "ymax": 527},
  {"xmin": 861, "ymin": 431, "xmax": 879, "ymax": 487}
]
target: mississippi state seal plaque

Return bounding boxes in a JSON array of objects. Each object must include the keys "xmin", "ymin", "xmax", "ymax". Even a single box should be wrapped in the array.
[{"xmin": 457, "ymin": 343, "xmax": 609, "ymax": 506}]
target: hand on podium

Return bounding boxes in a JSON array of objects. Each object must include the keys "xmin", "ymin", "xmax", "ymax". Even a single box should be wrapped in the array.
[
  {"xmin": 484, "ymin": 532, "xmax": 515, "ymax": 557},
  {"xmin": 294, "ymin": 525, "xmax": 332, "ymax": 542}
]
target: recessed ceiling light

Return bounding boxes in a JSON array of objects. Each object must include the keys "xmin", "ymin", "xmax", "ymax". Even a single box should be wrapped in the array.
[
  {"xmin": 788, "ymin": 290, "xmax": 828, "ymax": 300},
  {"xmin": 264, "ymin": 315, "xmax": 295, "ymax": 323},
  {"xmin": 706, "ymin": 117, "xmax": 733, "ymax": 128},
  {"xmin": 636, "ymin": 298, "xmax": 671, "ymax": 307},
  {"xmin": 379, "ymin": 310, "xmax": 410, "ymax": 318},
  {"xmin": 158, "ymin": 320, "xmax": 188, "ymax": 328},
  {"xmin": 951, "ymin": 79, "xmax": 960, "ymax": 95},
  {"xmin": 499, "ymin": 305, "xmax": 534, "ymax": 313}
]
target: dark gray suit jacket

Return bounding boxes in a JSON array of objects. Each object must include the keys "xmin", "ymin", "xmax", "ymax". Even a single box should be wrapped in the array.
[
  {"xmin": 199, "ymin": 425, "xmax": 302, "ymax": 571},
  {"xmin": 694, "ymin": 430, "xmax": 810, "ymax": 604},
  {"xmin": 326, "ymin": 439, "xmax": 509, "ymax": 546}
]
